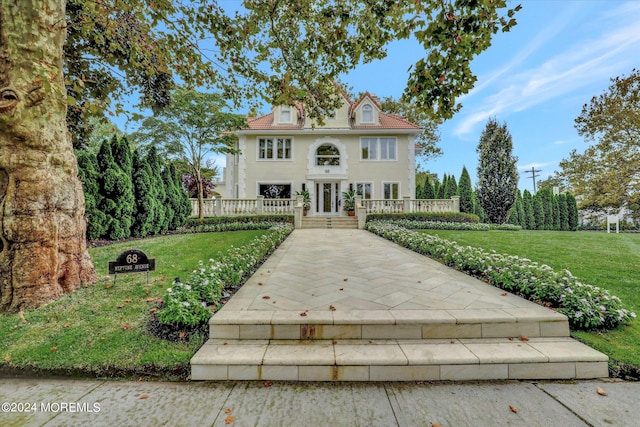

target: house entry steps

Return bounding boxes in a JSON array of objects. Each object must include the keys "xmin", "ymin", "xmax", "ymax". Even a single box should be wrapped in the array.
[
  {"xmin": 191, "ymin": 230, "xmax": 608, "ymax": 381},
  {"xmin": 301, "ymin": 216, "xmax": 358, "ymax": 229}
]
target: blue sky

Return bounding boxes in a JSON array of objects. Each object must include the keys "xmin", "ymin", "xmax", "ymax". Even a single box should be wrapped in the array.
[{"xmin": 341, "ymin": 0, "xmax": 640, "ymax": 191}]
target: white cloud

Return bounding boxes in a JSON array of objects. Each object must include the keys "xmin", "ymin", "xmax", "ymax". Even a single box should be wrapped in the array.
[{"xmin": 453, "ymin": 1, "xmax": 640, "ymax": 138}]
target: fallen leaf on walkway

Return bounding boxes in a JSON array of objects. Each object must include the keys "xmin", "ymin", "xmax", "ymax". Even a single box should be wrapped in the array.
[
  {"xmin": 258, "ymin": 282, "xmax": 263, "ymax": 286},
  {"xmin": 343, "ymin": 278, "xmax": 348, "ymax": 281},
  {"xmin": 329, "ymin": 305, "xmax": 336, "ymax": 311},
  {"xmin": 416, "ymin": 381, "xmax": 424, "ymax": 385},
  {"xmin": 264, "ymin": 381, "xmax": 273, "ymax": 387},
  {"xmin": 597, "ymin": 386, "xmax": 607, "ymax": 396},
  {"xmin": 300, "ymin": 312, "xmax": 307, "ymax": 317},
  {"xmin": 339, "ymin": 288, "xmax": 344, "ymax": 291},
  {"xmin": 519, "ymin": 336, "xmax": 529, "ymax": 341},
  {"xmin": 225, "ymin": 408, "xmax": 233, "ymax": 414},
  {"xmin": 262, "ymin": 296, "xmax": 270, "ymax": 299},
  {"xmin": 508, "ymin": 337, "xmax": 514, "ymax": 341},
  {"xmin": 225, "ymin": 415, "xmax": 235, "ymax": 424},
  {"xmin": 509, "ymin": 405, "xmax": 518, "ymax": 413},
  {"xmin": 332, "ymin": 340, "xmax": 338, "ymax": 345},
  {"xmin": 431, "ymin": 423, "xmax": 441, "ymax": 427},
  {"xmin": 140, "ymin": 394, "xmax": 148, "ymax": 399},
  {"xmin": 501, "ymin": 292, "xmax": 508, "ymax": 296}
]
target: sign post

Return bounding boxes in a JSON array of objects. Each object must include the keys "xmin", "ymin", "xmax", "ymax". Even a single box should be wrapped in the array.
[{"xmin": 108, "ymin": 249, "xmax": 156, "ymax": 285}]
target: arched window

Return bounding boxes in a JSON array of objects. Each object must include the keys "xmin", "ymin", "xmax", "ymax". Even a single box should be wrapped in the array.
[
  {"xmin": 316, "ymin": 144, "xmax": 340, "ymax": 166},
  {"xmin": 362, "ymin": 104, "xmax": 373, "ymax": 122}
]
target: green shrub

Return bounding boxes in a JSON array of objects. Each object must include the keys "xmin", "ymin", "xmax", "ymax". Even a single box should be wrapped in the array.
[
  {"xmin": 184, "ymin": 214, "xmax": 294, "ymax": 228},
  {"xmin": 366, "ymin": 212, "xmax": 479, "ymax": 224}
]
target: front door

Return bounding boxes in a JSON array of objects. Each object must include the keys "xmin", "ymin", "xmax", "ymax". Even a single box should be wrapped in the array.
[{"xmin": 315, "ymin": 182, "xmax": 339, "ymax": 215}]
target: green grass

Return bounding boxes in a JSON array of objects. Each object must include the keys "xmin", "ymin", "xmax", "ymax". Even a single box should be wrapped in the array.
[
  {"xmin": 0, "ymin": 231, "xmax": 266, "ymax": 379},
  {"xmin": 419, "ymin": 229, "xmax": 640, "ymax": 370}
]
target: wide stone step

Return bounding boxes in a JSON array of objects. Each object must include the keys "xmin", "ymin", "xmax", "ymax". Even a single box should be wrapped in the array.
[
  {"xmin": 206, "ymin": 309, "xmax": 570, "ymax": 340},
  {"xmin": 190, "ymin": 337, "xmax": 608, "ymax": 381}
]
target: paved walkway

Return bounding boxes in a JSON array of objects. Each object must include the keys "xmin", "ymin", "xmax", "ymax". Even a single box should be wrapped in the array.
[
  {"xmin": 192, "ymin": 229, "xmax": 607, "ymax": 381},
  {"xmin": 1, "ymin": 377, "xmax": 637, "ymax": 426}
]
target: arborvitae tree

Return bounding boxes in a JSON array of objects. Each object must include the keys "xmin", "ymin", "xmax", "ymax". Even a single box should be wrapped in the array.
[
  {"xmin": 522, "ymin": 190, "xmax": 536, "ymax": 230},
  {"xmin": 476, "ymin": 118, "xmax": 519, "ymax": 224},
  {"xmin": 558, "ymin": 194, "xmax": 569, "ymax": 231},
  {"xmin": 507, "ymin": 190, "xmax": 523, "ymax": 226},
  {"xmin": 533, "ymin": 193, "xmax": 545, "ymax": 230},
  {"xmin": 96, "ymin": 136, "xmax": 134, "ymax": 240},
  {"xmin": 131, "ymin": 151, "xmax": 156, "ymax": 237},
  {"xmin": 424, "ymin": 176, "xmax": 436, "ymax": 199},
  {"xmin": 566, "ymin": 193, "xmax": 580, "ymax": 231},
  {"xmin": 438, "ymin": 174, "xmax": 447, "ymax": 198},
  {"xmin": 444, "ymin": 173, "xmax": 458, "ymax": 199},
  {"xmin": 472, "ymin": 191, "xmax": 487, "ymax": 223},
  {"xmin": 538, "ymin": 188, "xmax": 554, "ymax": 230},
  {"xmin": 552, "ymin": 195, "xmax": 561, "ymax": 230},
  {"xmin": 146, "ymin": 146, "xmax": 169, "ymax": 234},
  {"xmin": 458, "ymin": 166, "xmax": 473, "ymax": 213},
  {"xmin": 170, "ymin": 163, "xmax": 192, "ymax": 228},
  {"xmin": 76, "ymin": 150, "xmax": 106, "ymax": 240},
  {"xmin": 432, "ymin": 179, "xmax": 441, "ymax": 199}
]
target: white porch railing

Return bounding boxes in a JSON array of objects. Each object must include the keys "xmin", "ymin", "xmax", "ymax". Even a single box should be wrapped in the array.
[
  {"xmin": 362, "ymin": 196, "xmax": 460, "ymax": 214},
  {"xmin": 191, "ymin": 195, "xmax": 460, "ymax": 218},
  {"xmin": 190, "ymin": 196, "xmax": 295, "ymax": 217}
]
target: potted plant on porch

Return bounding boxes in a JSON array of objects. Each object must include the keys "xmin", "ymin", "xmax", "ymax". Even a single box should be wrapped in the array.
[
  {"xmin": 295, "ymin": 190, "xmax": 311, "ymax": 215},
  {"xmin": 342, "ymin": 189, "xmax": 357, "ymax": 216}
]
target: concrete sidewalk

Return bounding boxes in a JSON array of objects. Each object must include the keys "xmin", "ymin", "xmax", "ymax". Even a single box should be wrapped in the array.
[{"xmin": 0, "ymin": 377, "xmax": 635, "ymax": 426}]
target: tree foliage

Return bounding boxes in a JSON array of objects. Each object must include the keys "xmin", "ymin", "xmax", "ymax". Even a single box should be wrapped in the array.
[
  {"xmin": 476, "ymin": 118, "xmax": 519, "ymax": 224},
  {"xmin": 63, "ymin": 0, "xmax": 520, "ymax": 135},
  {"xmin": 559, "ymin": 69, "xmax": 640, "ymax": 223},
  {"xmin": 132, "ymin": 87, "xmax": 245, "ymax": 219},
  {"xmin": 522, "ymin": 190, "xmax": 536, "ymax": 230}
]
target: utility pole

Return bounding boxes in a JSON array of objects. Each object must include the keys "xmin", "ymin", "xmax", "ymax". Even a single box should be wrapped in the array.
[{"xmin": 524, "ymin": 166, "xmax": 542, "ymax": 193}]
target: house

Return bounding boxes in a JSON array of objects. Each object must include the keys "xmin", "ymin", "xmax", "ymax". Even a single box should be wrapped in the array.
[{"xmin": 224, "ymin": 91, "xmax": 422, "ymax": 216}]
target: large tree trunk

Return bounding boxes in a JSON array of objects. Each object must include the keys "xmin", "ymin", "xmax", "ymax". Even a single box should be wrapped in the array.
[{"xmin": 0, "ymin": 1, "xmax": 96, "ymax": 311}]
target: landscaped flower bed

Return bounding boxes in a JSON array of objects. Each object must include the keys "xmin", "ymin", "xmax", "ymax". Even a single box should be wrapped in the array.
[
  {"xmin": 158, "ymin": 223, "xmax": 293, "ymax": 327},
  {"xmin": 366, "ymin": 221, "xmax": 635, "ymax": 330},
  {"xmin": 366, "ymin": 218, "xmax": 521, "ymax": 231}
]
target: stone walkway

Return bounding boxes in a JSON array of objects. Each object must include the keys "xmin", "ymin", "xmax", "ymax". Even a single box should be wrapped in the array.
[{"xmin": 191, "ymin": 229, "xmax": 607, "ymax": 381}]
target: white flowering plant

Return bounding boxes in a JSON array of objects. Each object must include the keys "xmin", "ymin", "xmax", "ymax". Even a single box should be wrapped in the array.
[
  {"xmin": 366, "ymin": 221, "xmax": 636, "ymax": 330},
  {"xmin": 157, "ymin": 224, "xmax": 293, "ymax": 326}
]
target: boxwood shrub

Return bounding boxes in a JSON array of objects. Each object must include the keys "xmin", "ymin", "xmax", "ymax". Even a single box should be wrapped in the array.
[{"xmin": 366, "ymin": 212, "xmax": 480, "ymax": 224}]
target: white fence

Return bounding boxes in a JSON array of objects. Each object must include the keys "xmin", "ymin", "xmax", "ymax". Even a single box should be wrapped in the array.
[
  {"xmin": 190, "ymin": 196, "xmax": 295, "ymax": 217},
  {"xmin": 190, "ymin": 196, "xmax": 460, "ymax": 218}
]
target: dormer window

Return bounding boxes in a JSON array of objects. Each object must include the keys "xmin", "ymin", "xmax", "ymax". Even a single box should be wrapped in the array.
[
  {"xmin": 362, "ymin": 104, "xmax": 373, "ymax": 123},
  {"xmin": 280, "ymin": 106, "xmax": 292, "ymax": 123}
]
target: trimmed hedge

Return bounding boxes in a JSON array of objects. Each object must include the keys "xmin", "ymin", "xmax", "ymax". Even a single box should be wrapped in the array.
[
  {"xmin": 184, "ymin": 214, "xmax": 294, "ymax": 228},
  {"xmin": 366, "ymin": 212, "xmax": 480, "ymax": 224}
]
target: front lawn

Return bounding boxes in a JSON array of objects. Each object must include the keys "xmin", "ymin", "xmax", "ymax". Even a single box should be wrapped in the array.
[
  {"xmin": 0, "ymin": 231, "xmax": 267, "ymax": 380},
  {"xmin": 419, "ymin": 229, "xmax": 640, "ymax": 375}
]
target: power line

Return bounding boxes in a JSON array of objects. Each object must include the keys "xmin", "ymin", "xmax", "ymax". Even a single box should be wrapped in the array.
[{"xmin": 524, "ymin": 166, "xmax": 542, "ymax": 193}]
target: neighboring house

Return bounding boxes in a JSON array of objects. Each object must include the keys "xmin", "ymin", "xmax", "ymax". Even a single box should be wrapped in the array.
[{"xmin": 225, "ymin": 91, "xmax": 422, "ymax": 216}]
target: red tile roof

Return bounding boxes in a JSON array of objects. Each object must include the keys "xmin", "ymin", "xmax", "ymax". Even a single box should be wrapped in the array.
[{"xmin": 244, "ymin": 94, "xmax": 421, "ymax": 131}]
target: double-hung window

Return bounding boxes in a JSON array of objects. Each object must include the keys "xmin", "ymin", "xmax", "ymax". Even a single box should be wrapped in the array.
[
  {"xmin": 360, "ymin": 137, "xmax": 396, "ymax": 161},
  {"xmin": 362, "ymin": 104, "xmax": 373, "ymax": 123},
  {"xmin": 259, "ymin": 138, "xmax": 292, "ymax": 160}
]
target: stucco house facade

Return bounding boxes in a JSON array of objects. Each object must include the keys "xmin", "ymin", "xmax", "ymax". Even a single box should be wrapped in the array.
[{"xmin": 224, "ymin": 92, "xmax": 422, "ymax": 216}]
